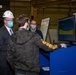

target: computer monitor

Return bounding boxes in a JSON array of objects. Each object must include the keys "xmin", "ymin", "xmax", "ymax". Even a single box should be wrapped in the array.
[{"xmin": 57, "ymin": 15, "xmax": 76, "ymax": 45}]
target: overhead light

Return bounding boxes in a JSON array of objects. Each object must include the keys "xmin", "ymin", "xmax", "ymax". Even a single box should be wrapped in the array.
[{"xmin": 0, "ymin": 5, "xmax": 2, "ymax": 8}]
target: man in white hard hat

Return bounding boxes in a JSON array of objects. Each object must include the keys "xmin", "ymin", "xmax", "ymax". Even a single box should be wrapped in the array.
[{"xmin": 0, "ymin": 10, "xmax": 16, "ymax": 75}]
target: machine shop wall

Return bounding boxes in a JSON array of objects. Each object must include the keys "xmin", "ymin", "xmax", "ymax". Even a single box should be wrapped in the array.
[{"xmin": 0, "ymin": 0, "xmax": 76, "ymax": 29}]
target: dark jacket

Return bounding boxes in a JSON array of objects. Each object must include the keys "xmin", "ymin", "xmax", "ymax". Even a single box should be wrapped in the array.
[
  {"xmin": 29, "ymin": 28, "xmax": 43, "ymax": 39},
  {"xmin": 0, "ymin": 26, "xmax": 15, "ymax": 52},
  {"xmin": 35, "ymin": 29, "xmax": 43, "ymax": 39},
  {"xmin": 0, "ymin": 25, "xmax": 16, "ymax": 75},
  {"xmin": 7, "ymin": 29, "xmax": 60, "ymax": 73}
]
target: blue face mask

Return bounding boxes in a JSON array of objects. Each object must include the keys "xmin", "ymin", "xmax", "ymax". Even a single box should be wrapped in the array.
[{"xmin": 8, "ymin": 21, "xmax": 13, "ymax": 28}]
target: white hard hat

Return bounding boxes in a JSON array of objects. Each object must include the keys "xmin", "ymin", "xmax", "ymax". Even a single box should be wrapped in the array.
[{"xmin": 3, "ymin": 10, "xmax": 14, "ymax": 18}]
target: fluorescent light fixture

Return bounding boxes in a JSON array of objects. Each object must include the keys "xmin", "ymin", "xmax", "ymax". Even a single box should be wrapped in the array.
[{"xmin": 0, "ymin": 5, "xmax": 2, "ymax": 8}]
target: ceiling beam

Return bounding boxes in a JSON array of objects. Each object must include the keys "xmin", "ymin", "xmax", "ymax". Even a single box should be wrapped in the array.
[
  {"xmin": 45, "ymin": 6, "xmax": 76, "ymax": 9},
  {"xmin": 11, "ymin": 0, "xmax": 31, "ymax": 2},
  {"xmin": 33, "ymin": 0, "xmax": 76, "ymax": 7}
]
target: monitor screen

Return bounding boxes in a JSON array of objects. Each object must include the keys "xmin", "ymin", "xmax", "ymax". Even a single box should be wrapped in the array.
[{"xmin": 57, "ymin": 15, "xmax": 76, "ymax": 43}]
